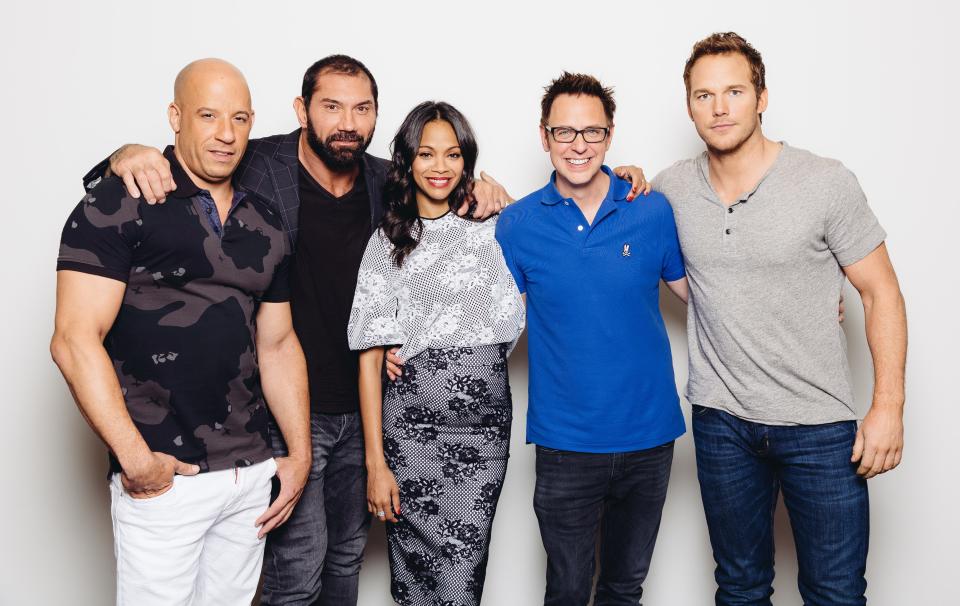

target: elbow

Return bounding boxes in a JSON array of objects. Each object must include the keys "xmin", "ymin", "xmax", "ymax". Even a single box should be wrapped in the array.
[{"xmin": 50, "ymin": 330, "xmax": 75, "ymax": 372}]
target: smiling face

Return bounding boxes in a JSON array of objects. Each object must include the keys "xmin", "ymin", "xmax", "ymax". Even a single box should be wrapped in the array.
[
  {"xmin": 687, "ymin": 52, "xmax": 767, "ymax": 154},
  {"xmin": 540, "ymin": 93, "xmax": 613, "ymax": 191},
  {"xmin": 168, "ymin": 59, "xmax": 254, "ymax": 189},
  {"xmin": 412, "ymin": 119, "xmax": 464, "ymax": 216}
]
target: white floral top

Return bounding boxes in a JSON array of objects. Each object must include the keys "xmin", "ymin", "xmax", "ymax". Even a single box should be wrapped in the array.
[{"xmin": 347, "ymin": 212, "xmax": 525, "ymax": 361}]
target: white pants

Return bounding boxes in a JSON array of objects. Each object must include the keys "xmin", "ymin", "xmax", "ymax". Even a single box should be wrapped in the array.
[{"xmin": 109, "ymin": 458, "xmax": 277, "ymax": 606}]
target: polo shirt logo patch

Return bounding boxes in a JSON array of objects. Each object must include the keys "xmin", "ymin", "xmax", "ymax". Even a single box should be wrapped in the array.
[{"xmin": 622, "ymin": 243, "xmax": 631, "ymax": 257}]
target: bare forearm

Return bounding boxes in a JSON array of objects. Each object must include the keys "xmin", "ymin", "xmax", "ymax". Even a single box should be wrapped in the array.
[
  {"xmin": 359, "ymin": 348, "xmax": 387, "ymax": 469},
  {"xmin": 259, "ymin": 334, "xmax": 310, "ymax": 460},
  {"xmin": 862, "ymin": 286, "xmax": 907, "ymax": 410},
  {"xmin": 50, "ymin": 334, "xmax": 151, "ymax": 468}
]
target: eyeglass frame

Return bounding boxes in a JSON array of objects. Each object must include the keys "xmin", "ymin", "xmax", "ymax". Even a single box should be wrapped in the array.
[{"xmin": 542, "ymin": 125, "xmax": 611, "ymax": 144}]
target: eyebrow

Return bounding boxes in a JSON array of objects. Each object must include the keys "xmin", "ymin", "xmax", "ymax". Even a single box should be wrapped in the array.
[
  {"xmin": 318, "ymin": 98, "xmax": 374, "ymax": 107},
  {"xmin": 692, "ymin": 84, "xmax": 748, "ymax": 95}
]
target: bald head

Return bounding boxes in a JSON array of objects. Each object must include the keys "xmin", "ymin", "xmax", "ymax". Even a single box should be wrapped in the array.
[
  {"xmin": 168, "ymin": 58, "xmax": 254, "ymax": 189},
  {"xmin": 174, "ymin": 58, "xmax": 250, "ymax": 107}
]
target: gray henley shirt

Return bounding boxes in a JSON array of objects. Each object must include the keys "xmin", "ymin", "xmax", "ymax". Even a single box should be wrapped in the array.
[{"xmin": 653, "ymin": 143, "xmax": 886, "ymax": 425}]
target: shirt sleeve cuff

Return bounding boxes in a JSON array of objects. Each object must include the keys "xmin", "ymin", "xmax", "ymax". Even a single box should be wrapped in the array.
[{"xmin": 56, "ymin": 260, "xmax": 129, "ymax": 283}]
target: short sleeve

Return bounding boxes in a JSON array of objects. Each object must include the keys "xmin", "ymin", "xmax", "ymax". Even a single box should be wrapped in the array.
[
  {"xmin": 494, "ymin": 211, "xmax": 526, "ymax": 294},
  {"xmin": 347, "ymin": 230, "xmax": 405, "ymax": 350},
  {"xmin": 260, "ymin": 253, "xmax": 291, "ymax": 303},
  {"xmin": 57, "ymin": 184, "xmax": 141, "ymax": 283},
  {"xmin": 659, "ymin": 196, "xmax": 686, "ymax": 282},
  {"xmin": 82, "ymin": 155, "xmax": 112, "ymax": 192},
  {"xmin": 825, "ymin": 167, "xmax": 887, "ymax": 267}
]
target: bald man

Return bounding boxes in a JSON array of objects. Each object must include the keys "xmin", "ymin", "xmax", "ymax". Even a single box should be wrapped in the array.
[{"xmin": 51, "ymin": 59, "xmax": 311, "ymax": 605}]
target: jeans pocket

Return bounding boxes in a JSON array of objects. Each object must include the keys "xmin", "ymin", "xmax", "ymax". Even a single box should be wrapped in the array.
[
  {"xmin": 692, "ymin": 404, "xmax": 714, "ymax": 417},
  {"xmin": 119, "ymin": 474, "xmax": 178, "ymax": 507}
]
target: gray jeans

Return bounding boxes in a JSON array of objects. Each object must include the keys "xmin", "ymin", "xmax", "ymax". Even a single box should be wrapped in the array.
[{"xmin": 261, "ymin": 412, "xmax": 371, "ymax": 606}]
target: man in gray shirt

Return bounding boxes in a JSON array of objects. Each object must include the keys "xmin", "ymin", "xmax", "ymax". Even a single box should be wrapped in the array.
[{"xmin": 653, "ymin": 33, "xmax": 907, "ymax": 605}]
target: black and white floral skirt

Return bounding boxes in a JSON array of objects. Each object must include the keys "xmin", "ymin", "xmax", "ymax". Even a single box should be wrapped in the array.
[{"xmin": 383, "ymin": 343, "xmax": 512, "ymax": 606}]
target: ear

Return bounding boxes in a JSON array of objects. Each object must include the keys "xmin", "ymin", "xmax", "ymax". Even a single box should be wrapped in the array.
[
  {"xmin": 294, "ymin": 96, "xmax": 308, "ymax": 129},
  {"xmin": 605, "ymin": 124, "xmax": 615, "ymax": 150},
  {"xmin": 249, "ymin": 109, "xmax": 256, "ymax": 130},
  {"xmin": 757, "ymin": 88, "xmax": 769, "ymax": 115},
  {"xmin": 686, "ymin": 100, "xmax": 694, "ymax": 121},
  {"xmin": 168, "ymin": 102, "xmax": 182, "ymax": 133},
  {"xmin": 540, "ymin": 125, "xmax": 550, "ymax": 152}
]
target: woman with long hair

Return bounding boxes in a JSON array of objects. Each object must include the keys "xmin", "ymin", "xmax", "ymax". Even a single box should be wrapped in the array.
[{"xmin": 348, "ymin": 101, "xmax": 524, "ymax": 605}]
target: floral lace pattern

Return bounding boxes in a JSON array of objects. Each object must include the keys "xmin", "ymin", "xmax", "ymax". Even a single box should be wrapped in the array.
[{"xmin": 347, "ymin": 214, "xmax": 524, "ymax": 361}]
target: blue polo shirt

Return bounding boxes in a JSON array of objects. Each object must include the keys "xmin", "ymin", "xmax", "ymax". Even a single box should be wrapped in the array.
[{"xmin": 495, "ymin": 166, "xmax": 686, "ymax": 452}]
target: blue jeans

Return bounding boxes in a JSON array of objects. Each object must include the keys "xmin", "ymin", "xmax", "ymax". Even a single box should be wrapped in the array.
[
  {"xmin": 533, "ymin": 442, "xmax": 674, "ymax": 606},
  {"xmin": 262, "ymin": 413, "xmax": 371, "ymax": 606},
  {"xmin": 692, "ymin": 405, "xmax": 869, "ymax": 606}
]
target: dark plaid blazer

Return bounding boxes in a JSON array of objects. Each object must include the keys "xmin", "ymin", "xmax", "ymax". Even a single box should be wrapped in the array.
[{"xmin": 84, "ymin": 129, "xmax": 390, "ymax": 247}]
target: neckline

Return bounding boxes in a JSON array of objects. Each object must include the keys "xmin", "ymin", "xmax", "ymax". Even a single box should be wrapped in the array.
[
  {"xmin": 699, "ymin": 141, "xmax": 787, "ymax": 206},
  {"xmin": 419, "ymin": 209, "xmax": 452, "ymax": 221}
]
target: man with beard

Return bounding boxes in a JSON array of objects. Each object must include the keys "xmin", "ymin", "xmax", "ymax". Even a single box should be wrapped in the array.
[{"xmin": 85, "ymin": 55, "xmax": 653, "ymax": 605}]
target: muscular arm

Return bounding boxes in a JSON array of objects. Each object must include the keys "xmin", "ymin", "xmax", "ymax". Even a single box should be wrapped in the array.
[
  {"xmin": 359, "ymin": 347, "xmax": 401, "ymax": 522},
  {"xmin": 843, "ymin": 243, "xmax": 907, "ymax": 478},
  {"xmin": 253, "ymin": 301, "xmax": 311, "ymax": 536},
  {"xmin": 50, "ymin": 271, "xmax": 198, "ymax": 494}
]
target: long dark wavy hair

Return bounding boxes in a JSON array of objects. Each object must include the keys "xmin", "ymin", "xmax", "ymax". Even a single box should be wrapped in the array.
[{"xmin": 381, "ymin": 101, "xmax": 478, "ymax": 267}]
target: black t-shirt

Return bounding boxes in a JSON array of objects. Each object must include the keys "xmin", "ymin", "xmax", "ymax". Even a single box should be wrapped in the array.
[{"xmin": 291, "ymin": 164, "xmax": 372, "ymax": 414}]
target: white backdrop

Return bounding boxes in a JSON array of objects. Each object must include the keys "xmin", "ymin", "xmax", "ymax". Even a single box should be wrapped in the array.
[{"xmin": 2, "ymin": 1, "xmax": 957, "ymax": 603}]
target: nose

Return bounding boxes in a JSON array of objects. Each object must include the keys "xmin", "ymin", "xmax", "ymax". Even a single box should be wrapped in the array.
[
  {"xmin": 338, "ymin": 108, "xmax": 357, "ymax": 133},
  {"xmin": 430, "ymin": 154, "xmax": 450, "ymax": 174},
  {"xmin": 712, "ymin": 95, "xmax": 729, "ymax": 118},
  {"xmin": 216, "ymin": 116, "xmax": 236, "ymax": 144},
  {"xmin": 569, "ymin": 132, "xmax": 590, "ymax": 153}
]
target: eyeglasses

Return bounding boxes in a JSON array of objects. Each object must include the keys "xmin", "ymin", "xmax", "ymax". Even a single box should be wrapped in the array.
[{"xmin": 543, "ymin": 126, "xmax": 610, "ymax": 144}]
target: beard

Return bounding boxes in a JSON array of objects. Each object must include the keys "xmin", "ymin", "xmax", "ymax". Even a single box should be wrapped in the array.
[{"xmin": 305, "ymin": 116, "xmax": 374, "ymax": 171}]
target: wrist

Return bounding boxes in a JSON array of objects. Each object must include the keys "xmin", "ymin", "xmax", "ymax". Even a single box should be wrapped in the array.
[
  {"xmin": 366, "ymin": 456, "xmax": 389, "ymax": 472},
  {"xmin": 284, "ymin": 450, "xmax": 311, "ymax": 465},
  {"xmin": 869, "ymin": 394, "xmax": 905, "ymax": 413},
  {"xmin": 116, "ymin": 445, "xmax": 154, "ymax": 475}
]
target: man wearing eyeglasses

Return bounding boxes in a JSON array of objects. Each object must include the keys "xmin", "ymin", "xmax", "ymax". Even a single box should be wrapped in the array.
[{"xmin": 495, "ymin": 72, "xmax": 689, "ymax": 605}]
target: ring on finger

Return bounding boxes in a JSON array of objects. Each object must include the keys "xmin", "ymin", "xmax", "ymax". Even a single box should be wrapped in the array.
[{"xmin": 377, "ymin": 510, "xmax": 386, "ymax": 518}]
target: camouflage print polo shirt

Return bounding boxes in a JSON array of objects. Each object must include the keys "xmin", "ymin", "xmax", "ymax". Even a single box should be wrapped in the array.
[{"xmin": 57, "ymin": 147, "xmax": 291, "ymax": 473}]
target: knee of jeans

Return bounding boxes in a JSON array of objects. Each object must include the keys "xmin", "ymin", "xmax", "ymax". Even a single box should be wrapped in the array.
[
  {"xmin": 547, "ymin": 575, "xmax": 593, "ymax": 605},
  {"xmin": 715, "ymin": 563, "xmax": 775, "ymax": 602},
  {"xmin": 322, "ymin": 551, "xmax": 364, "ymax": 577}
]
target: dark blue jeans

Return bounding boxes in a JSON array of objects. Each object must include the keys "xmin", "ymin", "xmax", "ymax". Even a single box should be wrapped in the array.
[
  {"xmin": 533, "ymin": 442, "xmax": 674, "ymax": 606},
  {"xmin": 692, "ymin": 405, "xmax": 869, "ymax": 606},
  {"xmin": 262, "ymin": 412, "xmax": 371, "ymax": 606}
]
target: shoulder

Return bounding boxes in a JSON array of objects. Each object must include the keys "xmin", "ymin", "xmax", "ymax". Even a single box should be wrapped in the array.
[
  {"xmin": 497, "ymin": 204, "xmax": 525, "ymax": 238},
  {"xmin": 634, "ymin": 189, "xmax": 672, "ymax": 213},
  {"xmin": 624, "ymin": 189, "xmax": 676, "ymax": 229},
  {"xmin": 651, "ymin": 155, "xmax": 700, "ymax": 196},
  {"xmin": 364, "ymin": 154, "xmax": 390, "ymax": 172},
  {"xmin": 499, "ymin": 189, "xmax": 543, "ymax": 226},
  {"xmin": 783, "ymin": 145, "xmax": 861, "ymax": 190},
  {"xmin": 80, "ymin": 174, "xmax": 145, "ymax": 216},
  {"xmin": 245, "ymin": 131, "xmax": 296, "ymax": 157}
]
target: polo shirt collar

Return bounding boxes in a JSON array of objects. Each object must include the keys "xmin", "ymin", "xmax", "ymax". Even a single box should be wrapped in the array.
[
  {"xmin": 539, "ymin": 165, "xmax": 630, "ymax": 205},
  {"xmin": 162, "ymin": 146, "xmax": 203, "ymax": 199}
]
